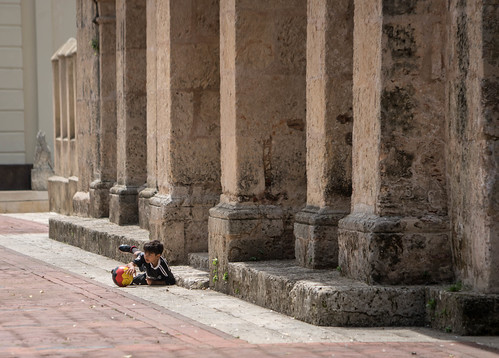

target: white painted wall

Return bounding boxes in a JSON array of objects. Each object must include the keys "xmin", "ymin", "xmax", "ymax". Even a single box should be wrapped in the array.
[
  {"xmin": 0, "ymin": 0, "xmax": 75, "ymax": 165},
  {"xmin": 0, "ymin": 0, "xmax": 25, "ymax": 164},
  {"xmin": 36, "ymin": 0, "xmax": 76, "ymax": 160}
]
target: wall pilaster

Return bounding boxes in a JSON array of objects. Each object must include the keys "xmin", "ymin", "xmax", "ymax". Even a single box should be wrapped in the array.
[
  {"xmin": 338, "ymin": 0, "xmax": 453, "ymax": 285},
  {"xmin": 73, "ymin": 0, "xmax": 100, "ymax": 217},
  {"xmin": 90, "ymin": 0, "xmax": 117, "ymax": 218},
  {"xmin": 446, "ymin": 0, "xmax": 499, "ymax": 293},
  {"xmin": 147, "ymin": 0, "xmax": 221, "ymax": 263},
  {"xmin": 294, "ymin": 0, "xmax": 354, "ymax": 269},
  {"xmin": 109, "ymin": 0, "xmax": 147, "ymax": 225}
]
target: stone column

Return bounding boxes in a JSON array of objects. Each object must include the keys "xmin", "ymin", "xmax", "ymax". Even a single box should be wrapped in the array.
[
  {"xmin": 209, "ymin": 0, "xmax": 307, "ymax": 291},
  {"xmin": 147, "ymin": 0, "xmax": 221, "ymax": 263},
  {"xmin": 109, "ymin": 0, "xmax": 147, "ymax": 225},
  {"xmin": 294, "ymin": 0, "xmax": 353, "ymax": 269},
  {"xmin": 446, "ymin": 0, "xmax": 499, "ymax": 293},
  {"xmin": 338, "ymin": 0, "xmax": 453, "ymax": 285},
  {"xmin": 89, "ymin": 0, "xmax": 117, "ymax": 218},
  {"xmin": 73, "ymin": 0, "xmax": 100, "ymax": 216},
  {"xmin": 137, "ymin": 0, "xmax": 159, "ymax": 230}
]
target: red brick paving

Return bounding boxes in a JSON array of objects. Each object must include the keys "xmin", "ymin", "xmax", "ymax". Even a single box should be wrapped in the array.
[
  {"xmin": 0, "ymin": 215, "xmax": 48, "ymax": 234},
  {"xmin": 1, "ymin": 217, "xmax": 498, "ymax": 357}
]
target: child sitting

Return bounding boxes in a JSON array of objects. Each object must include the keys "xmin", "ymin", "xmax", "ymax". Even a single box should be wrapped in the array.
[{"xmin": 119, "ymin": 240, "xmax": 176, "ymax": 286}]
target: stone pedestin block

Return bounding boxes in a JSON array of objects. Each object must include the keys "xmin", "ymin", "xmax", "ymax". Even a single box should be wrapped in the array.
[
  {"xmin": 294, "ymin": 206, "xmax": 347, "ymax": 269},
  {"xmin": 109, "ymin": 185, "xmax": 142, "ymax": 225},
  {"xmin": 209, "ymin": 202, "xmax": 292, "ymax": 292},
  {"xmin": 338, "ymin": 213, "xmax": 453, "ymax": 285},
  {"xmin": 149, "ymin": 188, "xmax": 219, "ymax": 265},
  {"xmin": 48, "ymin": 176, "xmax": 76, "ymax": 215},
  {"xmin": 72, "ymin": 188, "xmax": 89, "ymax": 217},
  {"xmin": 89, "ymin": 180, "xmax": 114, "ymax": 218},
  {"xmin": 138, "ymin": 187, "xmax": 156, "ymax": 230}
]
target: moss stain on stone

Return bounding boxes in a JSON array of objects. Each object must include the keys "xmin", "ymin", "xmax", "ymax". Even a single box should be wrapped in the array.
[
  {"xmin": 381, "ymin": 86, "xmax": 416, "ymax": 133},
  {"xmin": 383, "ymin": 0, "xmax": 418, "ymax": 16}
]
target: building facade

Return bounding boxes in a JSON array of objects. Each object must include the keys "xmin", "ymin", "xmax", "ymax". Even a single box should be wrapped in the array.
[{"xmin": 0, "ymin": 0, "xmax": 76, "ymax": 189}]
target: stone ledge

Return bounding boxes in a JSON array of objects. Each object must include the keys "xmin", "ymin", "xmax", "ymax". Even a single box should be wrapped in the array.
[
  {"xmin": 49, "ymin": 215, "xmax": 149, "ymax": 263},
  {"xmin": 172, "ymin": 265, "xmax": 209, "ymax": 289},
  {"xmin": 426, "ymin": 287, "xmax": 499, "ymax": 335},
  {"xmin": 188, "ymin": 252, "xmax": 209, "ymax": 271},
  {"xmin": 224, "ymin": 260, "xmax": 426, "ymax": 327},
  {"xmin": 49, "ymin": 216, "xmax": 210, "ymax": 290}
]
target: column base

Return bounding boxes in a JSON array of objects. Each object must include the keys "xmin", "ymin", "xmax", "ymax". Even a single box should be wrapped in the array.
[
  {"xmin": 72, "ymin": 186, "xmax": 89, "ymax": 217},
  {"xmin": 89, "ymin": 180, "xmax": 114, "ymax": 218},
  {"xmin": 294, "ymin": 206, "xmax": 348, "ymax": 269},
  {"xmin": 208, "ymin": 202, "xmax": 293, "ymax": 292},
  {"xmin": 338, "ymin": 213, "xmax": 454, "ymax": 285},
  {"xmin": 138, "ymin": 187, "xmax": 157, "ymax": 230},
  {"xmin": 149, "ymin": 189, "xmax": 219, "ymax": 265},
  {"xmin": 48, "ymin": 175, "xmax": 76, "ymax": 215},
  {"xmin": 109, "ymin": 185, "xmax": 140, "ymax": 225}
]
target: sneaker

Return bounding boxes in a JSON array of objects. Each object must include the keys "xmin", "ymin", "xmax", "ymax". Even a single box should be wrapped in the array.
[{"xmin": 119, "ymin": 244, "xmax": 137, "ymax": 253}]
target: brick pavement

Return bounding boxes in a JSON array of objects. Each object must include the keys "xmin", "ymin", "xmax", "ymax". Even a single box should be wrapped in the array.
[
  {"xmin": 0, "ymin": 215, "xmax": 498, "ymax": 357},
  {"xmin": 0, "ymin": 215, "xmax": 48, "ymax": 235}
]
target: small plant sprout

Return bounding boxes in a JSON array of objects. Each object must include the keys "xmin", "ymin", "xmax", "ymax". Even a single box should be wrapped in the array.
[
  {"xmin": 222, "ymin": 272, "xmax": 229, "ymax": 281},
  {"xmin": 212, "ymin": 258, "xmax": 218, "ymax": 266},
  {"xmin": 426, "ymin": 298, "xmax": 436, "ymax": 310},
  {"xmin": 90, "ymin": 38, "xmax": 99, "ymax": 54},
  {"xmin": 448, "ymin": 281, "xmax": 462, "ymax": 292}
]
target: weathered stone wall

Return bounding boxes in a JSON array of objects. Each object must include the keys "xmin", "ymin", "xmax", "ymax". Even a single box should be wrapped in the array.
[{"xmin": 446, "ymin": 0, "xmax": 499, "ymax": 294}]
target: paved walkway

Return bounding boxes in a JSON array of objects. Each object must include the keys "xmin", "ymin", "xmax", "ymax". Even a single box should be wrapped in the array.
[{"xmin": 0, "ymin": 213, "xmax": 498, "ymax": 357}]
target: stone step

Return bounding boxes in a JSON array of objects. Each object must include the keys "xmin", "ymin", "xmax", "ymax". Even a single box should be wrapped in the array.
[
  {"xmin": 188, "ymin": 252, "xmax": 209, "ymax": 271},
  {"xmin": 49, "ymin": 215, "xmax": 150, "ymax": 263},
  {"xmin": 225, "ymin": 260, "xmax": 427, "ymax": 327},
  {"xmin": 0, "ymin": 190, "xmax": 49, "ymax": 213},
  {"xmin": 48, "ymin": 215, "xmax": 210, "ymax": 290},
  {"xmin": 426, "ymin": 287, "xmax": 499, "ymax": 335},
  {"xmin": 220, "ymin": 261, "xmax": 498, "ymax": 333},
  {"xmin": 48, "ymin": 215, "xmax": 499, "ymax": 334}
]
